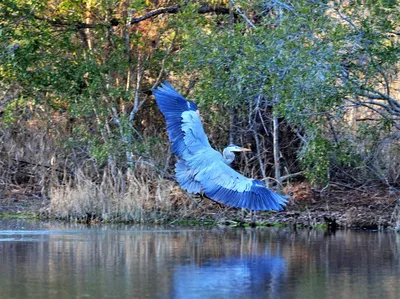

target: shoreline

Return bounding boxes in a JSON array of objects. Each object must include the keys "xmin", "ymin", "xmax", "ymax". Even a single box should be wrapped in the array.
[{"xmin": 0, "ymin": 184, "xmax": 398, "ymax": 231}]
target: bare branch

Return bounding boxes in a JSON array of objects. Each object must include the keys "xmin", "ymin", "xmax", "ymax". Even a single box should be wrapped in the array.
[
  {"xmin": 34, "ymin": 4, "xmax": 230, "ymax": 30},
  {"xmin": 357, "ymin": 96, "xmax": 400, "ymax": 116},
  {"xmin": 329, "ymin": 6, "xmax": 360, "ymax": 33},
  {"xmin": 272, "ymin": 0, "xmax": 296, "ymax": 14},
  {"xmin": 280, "ymin": 171, "xmax": 304, "ymax": 181},
  {"xmin": 346, "ymin": 98, "xmax": 400, "ymax": 130},
  {"xmin": 230, "ymin": 0, "xmax": 257, "ymax": 29},
  {"xmin": 360, "ymin": 88, "xmax": 400, "ymax": 110}
]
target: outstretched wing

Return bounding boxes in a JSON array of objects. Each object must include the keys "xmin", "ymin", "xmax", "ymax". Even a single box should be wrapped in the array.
[
  {"xmin": 153, "ymin": 82, "xmax": 287, "ymax": 211},
  {"xmin": 153, "ymin": 81, "xmax": 210, "ymax": 157},
  {"xmin": 185, "ymin": 149, "xmax": 287, "ymax": 211}
]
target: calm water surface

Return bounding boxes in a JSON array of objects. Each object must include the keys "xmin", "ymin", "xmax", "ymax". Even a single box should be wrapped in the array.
[{"xmin": 0, "ymin": 220, "xmax": 399, "ymax": 299}]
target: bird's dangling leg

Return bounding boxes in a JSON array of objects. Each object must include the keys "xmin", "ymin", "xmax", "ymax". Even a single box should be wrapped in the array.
[
  {"xmin": 197, "ymin": 192, "xmax": 205, "ymax": 204},
  {"xmin": 185, "ymin": 191, "xmax": 201, "ymax": 208},
  {"xmin": 216, "ymin": 202, "xmax": 224, "ymax": 210}
]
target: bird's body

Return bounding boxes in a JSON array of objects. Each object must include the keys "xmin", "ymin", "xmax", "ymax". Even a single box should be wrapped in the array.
[{"xmin": 153, "ymin": 82, "xmax": 287, "ymax": 211}]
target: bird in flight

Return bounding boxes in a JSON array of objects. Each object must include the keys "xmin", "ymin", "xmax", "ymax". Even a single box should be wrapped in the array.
[{"xmin": 153, "ymin": 82, "xmax": 287, "ymax": 211}]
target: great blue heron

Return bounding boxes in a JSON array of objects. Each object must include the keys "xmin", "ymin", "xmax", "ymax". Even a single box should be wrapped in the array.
[{"xmin": 153, "ymin": 82, "xmax": 287, "ymax": 211}]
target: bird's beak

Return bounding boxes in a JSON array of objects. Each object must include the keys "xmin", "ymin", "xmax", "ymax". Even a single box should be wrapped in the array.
[{"xmin": 232, "ymin": 147, "xmax": 251, "ymax": 152}]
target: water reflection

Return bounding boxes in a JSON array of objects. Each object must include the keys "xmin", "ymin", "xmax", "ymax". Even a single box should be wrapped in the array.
[
  {"xmin": 0, "ymin": 220, "xmax": 400, "ymax": 299},
  {"xmin": 173, "ymin": 255, "xmax": 285, "ymax": 298}
]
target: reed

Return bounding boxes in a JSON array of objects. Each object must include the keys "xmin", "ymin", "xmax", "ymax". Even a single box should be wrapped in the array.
[
  {"xmin": 47, "ymin": 165, "xmax": 199, "ymax": 223},
  {"xmin": 0, "ymin": 122, "xmax": 222, "ymax": 223},
  {"xmin": 0, "ymin": 120, "xmax": 62, "ymax": 199}
]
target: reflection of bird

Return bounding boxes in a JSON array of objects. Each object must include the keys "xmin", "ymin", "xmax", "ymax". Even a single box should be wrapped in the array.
[
  {"xmin": 153, "ymin": 82, "xmax": 287, "ymax": 211},
  {"xmin": 173, "ymin": 255, "xmax": 286, "ymax": 298}
]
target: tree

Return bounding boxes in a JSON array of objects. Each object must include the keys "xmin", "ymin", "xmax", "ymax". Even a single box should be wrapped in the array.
[{"xmin": 173, "ymin": 0, "xmax": 400, "ymax": 185}]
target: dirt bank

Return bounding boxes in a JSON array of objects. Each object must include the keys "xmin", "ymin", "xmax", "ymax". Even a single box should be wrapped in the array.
[
  {"xmin": 0, "ymin": 182, "xmax": 398, "ymax": 230},
  {"xmin": 0, "ymin": 187, "xmax": 47, "ymax": 218},
  {"xmin": 264, "ymin": 183, "xmax": 398, "ymax": 230}
]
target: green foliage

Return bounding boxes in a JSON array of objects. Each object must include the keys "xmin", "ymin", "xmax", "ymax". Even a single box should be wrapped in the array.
[
  {"xmin": 0, "ymin": 212, "xmax": 38, "ymax": 220},
  {"xmin": 299, "ymin": 136, "xmax": 332, "ymax": 185},
  {"xmin": 171, "ymin": 0, "xmax": 400, "ymax": 184},
  {"xmin": 0, "ymin": 0, "xmax": 173, "ymax": 169},
  {"xmin": 1, "ymin": 0, "xmax": 400, "ymax": 186}
]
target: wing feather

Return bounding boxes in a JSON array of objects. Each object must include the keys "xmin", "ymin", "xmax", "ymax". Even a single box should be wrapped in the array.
[
  {"xmin": 175, "ymin": 160, "xmax": 202, "ymax": 194},
  {"xmin": 181, "ymin": 111, "xmax": 212, "ymax": 154},
  {"xmin": 153, "ymin": 82, "xmax": 199, "ymax": 157},
  {"xmin": 186, "ymin": 151, "xmax": 287, "ymax": 210},
  {"xmin": 153, "ymin": 82, "xmax": 287, "ymax": 211}
]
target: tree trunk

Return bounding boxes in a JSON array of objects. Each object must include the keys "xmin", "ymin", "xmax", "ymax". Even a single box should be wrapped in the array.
[
  {"xmin": 273, "ymin": 115, "xmax": 281, "ymax": 189},
  {"xmin": 229, "ymin": 107, "xmax": 235, "ymax": 144}
]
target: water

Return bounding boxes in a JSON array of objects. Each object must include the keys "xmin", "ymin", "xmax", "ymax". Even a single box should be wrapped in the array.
[{"xmin": 0, "ymin": 220, "xmax": 399, "ymax": 299}]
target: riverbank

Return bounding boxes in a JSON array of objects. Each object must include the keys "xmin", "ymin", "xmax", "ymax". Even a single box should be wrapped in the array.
[
  {"xmin": 0, "ymin": 182, "xmax": 398, "ymax": 230},
  {"xmin": 269, "ymin": 183, "xmax": 398, "ymax": 230}
]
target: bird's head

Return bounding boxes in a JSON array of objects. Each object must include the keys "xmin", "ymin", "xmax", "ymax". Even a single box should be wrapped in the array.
[{"xmin": 222, "ymin": 144, "xmax": 251, "ymax": 164}]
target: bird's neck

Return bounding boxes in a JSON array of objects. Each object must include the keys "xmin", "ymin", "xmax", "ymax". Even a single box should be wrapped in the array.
[{"xmin": 222, "ymin": 148, "xmax": 235, "ymax": 165}]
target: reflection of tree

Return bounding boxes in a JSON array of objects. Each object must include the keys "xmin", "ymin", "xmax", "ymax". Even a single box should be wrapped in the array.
[
  {"xmin": 279, "ymin": 230, "xmax": 400, "ymax": 298},
  {"xmin": 1, "ymin": 226, "xmax": 400, "ymax": 298}
]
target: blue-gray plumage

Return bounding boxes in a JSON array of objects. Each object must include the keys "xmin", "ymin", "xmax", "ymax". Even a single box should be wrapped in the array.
[{"xmin": 153, "ymin": 82, "xmax": 287, "ymax": 211}]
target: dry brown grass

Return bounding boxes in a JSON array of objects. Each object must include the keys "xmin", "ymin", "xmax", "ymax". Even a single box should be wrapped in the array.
[
  {"xmin": 47, "ymin": 166, "xmax": 200, "ymax": 223},
  {"xmin": 2, "ymin": 107, "xmax": 399, "ymax": 226},
  {"xmin": 0, "ymin": 120, "xmax": 63, "ymax": 198},
  {"xmin": 0, "ymin": 117, "xmax": 223, "ymax": 223}
]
